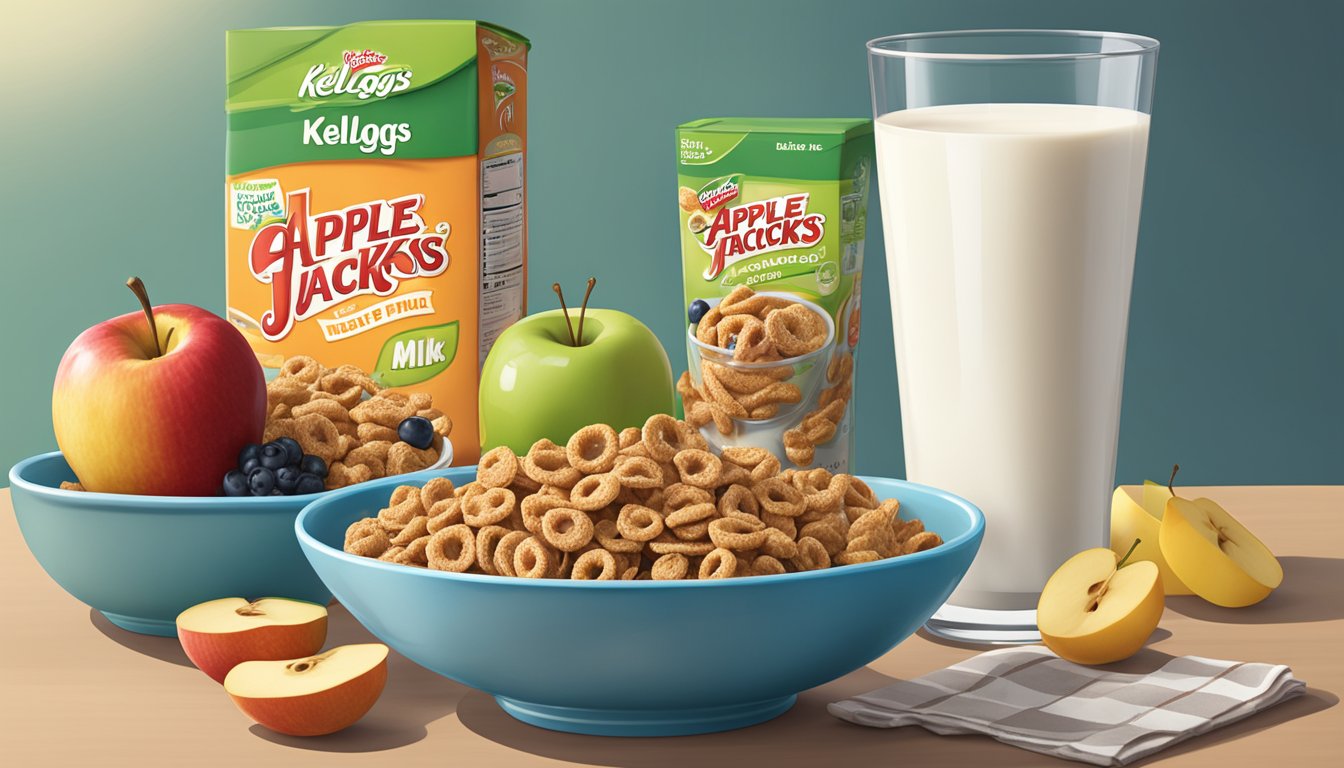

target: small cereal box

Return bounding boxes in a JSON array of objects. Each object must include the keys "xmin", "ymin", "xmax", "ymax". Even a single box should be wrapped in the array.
[
  {"xmin": 676, "ymin": 118, "xmax": 873, "ymax": 472},
  {"xmin": 226, "ymin": 21, "xmax": 530, "ymax": 465}
]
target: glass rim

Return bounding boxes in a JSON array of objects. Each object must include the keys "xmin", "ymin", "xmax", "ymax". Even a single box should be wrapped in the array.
[{"xmin": 866, "ymin": 29, "xmax": 1159, "ymax": 62}]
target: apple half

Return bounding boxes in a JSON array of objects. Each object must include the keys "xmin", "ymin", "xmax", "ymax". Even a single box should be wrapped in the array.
[
  {"xmin": 1038, "ymin": 546, "xmax": 1164, "ymax": 665},
  {"xmin": 1110, "ymin": 484, "xmax": 1192, "ymax": 595},
  {"xmin": 177, "ymin": 597, "xmax": 328, "ymax": 683},
  {"xmin": 225, "ymin": 643, "xmax": 389, "ymax": 737},
  {"xmin": 1160, "ymin": 496, "xmax": 1282, "ymax": 607}
]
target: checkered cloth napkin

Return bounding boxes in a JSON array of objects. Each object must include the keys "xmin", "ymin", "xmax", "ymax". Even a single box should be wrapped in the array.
[{"xmin": 828, "ymin": 646, "xmax": 1304, "ymax": 766}]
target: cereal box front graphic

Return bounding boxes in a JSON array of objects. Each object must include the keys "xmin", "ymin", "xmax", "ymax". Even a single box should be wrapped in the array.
[
  {"xmin": 676, "ymin": 118, "xmax": 873, "ymax": 472},
  {"xmin": 226, "ymin": 21, "xmax": 529, "ymax": 465}
]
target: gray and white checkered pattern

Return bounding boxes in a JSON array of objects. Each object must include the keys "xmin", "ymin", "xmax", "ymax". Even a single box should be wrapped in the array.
[{"xmin": 829, "ymin": 646, "xmax": 1304, "ymax": 766}]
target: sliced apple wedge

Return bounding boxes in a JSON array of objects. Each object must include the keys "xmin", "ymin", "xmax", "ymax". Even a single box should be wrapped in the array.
[
  {"xmin": 1110, "ymin": 486, "xmax": 1192, "ymax": 595},
  {"xmin": 177, "ymin": 597, "xmax": 327, "ymax": 683},
  {"xmin": 225, "ymin": 643, "xmax": 389, "ymax": 736},
  {"xmin": 1038, "ymin": 544, "xmax": 1164, "ymax": 665},
  {"xmin": 1161, "ymin": 495, "xmax": 1282, "ymax": 607}
]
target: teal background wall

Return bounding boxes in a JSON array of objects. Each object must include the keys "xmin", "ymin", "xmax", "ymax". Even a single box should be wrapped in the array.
[{"xmin": 2, "ymin": 0, "xmax": 1339, "ymax": 486}]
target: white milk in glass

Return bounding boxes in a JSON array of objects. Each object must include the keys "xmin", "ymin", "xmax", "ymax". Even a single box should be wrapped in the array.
[{"xmin": 875, "ymin": 103, "xmax": 1150, "ymax": 610}]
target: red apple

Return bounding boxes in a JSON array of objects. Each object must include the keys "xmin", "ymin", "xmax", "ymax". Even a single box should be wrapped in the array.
[
  {"xmin": 177, "ymin": 597, "xmax": 328, "ymax": 683},
  {"xmin": 225, "ymin": 643, "xmax": 389, "ymax": 736},
  {"xmin": 52, "ymin": 277, "xmax": 265, "ymax": 496}
]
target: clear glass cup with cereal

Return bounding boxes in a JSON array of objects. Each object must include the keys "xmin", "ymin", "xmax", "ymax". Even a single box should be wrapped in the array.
[{"xmin": 682, "ymin": 290, "xmax": 848, "ymax": 470}]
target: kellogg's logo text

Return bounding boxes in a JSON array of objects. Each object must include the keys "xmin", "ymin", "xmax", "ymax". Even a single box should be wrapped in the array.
[
  {"xmin": 700, "ymin": 193, "xmax": 825, "ymax": 279},
  {"xmin": 248, "ymin": 189, "xmax": 451, "ymax": 340},
  {"xmin": 299, "ymin": 51, "xmax": 413, "ymax": 100}
]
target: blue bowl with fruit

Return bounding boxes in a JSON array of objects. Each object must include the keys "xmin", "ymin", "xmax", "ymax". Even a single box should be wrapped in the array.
[
  {"xmin": 296, "ymin": 467, "xmax": 983, "ymax": 736},
  {"xmin": 8, "ymin": 444, "xmax": 449, "ymax": 637}
]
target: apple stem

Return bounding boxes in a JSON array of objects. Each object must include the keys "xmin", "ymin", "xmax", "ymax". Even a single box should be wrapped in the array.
[
  {"xmin": 552, "ymin": 283, "xmax": 578, "ymax": 346},
  {"xmin": 1167, "ymin": 464, "xmax": 1180, "ymax": 496},
  {"xmin": 574, "ymin": 277, "xmax": 597, "ymax": 346},
  {"xmin": 235, "ymin": 600, "xmax": 265, "ymax": 617},
  {"xmin": 125, "ymin": 276, "xmax": 163, "ymax": 358},
  {"xmin": 1116, "ymin": 538, "xmax": 1142, "ymax": 569},
  {"xmin": 285, "ymin": 648, "xmax": 338, "ymax": 674}
]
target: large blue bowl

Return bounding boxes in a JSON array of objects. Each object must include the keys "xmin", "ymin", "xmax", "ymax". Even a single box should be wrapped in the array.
[
  {"xmin": 297, "ymin": 467, "xmax": 984, "ymax": 736},
  {"xmin": 8, "ymin": 452, "xmax": 445, "ymax": 637}
]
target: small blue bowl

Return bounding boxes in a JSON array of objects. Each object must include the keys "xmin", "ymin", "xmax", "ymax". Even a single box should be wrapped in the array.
[
  {"xmin": 297, "ymin": 468, "xmax": 984, "ymax": 736},
  {"xmin": 8, "ymin": 451, "xmax": 447, "ymax": 637}
]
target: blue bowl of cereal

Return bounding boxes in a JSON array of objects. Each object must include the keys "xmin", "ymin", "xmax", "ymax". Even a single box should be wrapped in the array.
[
  {"xmin": 8, "ymin": 448, "xmax": 450, "ymax": 637},
  {"xmin": 295, "ymin": 416, "xmax": 983, "ymax": 736}
]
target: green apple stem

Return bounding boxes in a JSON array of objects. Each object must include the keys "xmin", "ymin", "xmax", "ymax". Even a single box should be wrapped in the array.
[
  {"xmin": 574, "ymin": 277, "xmax": 597, "ymax": 346},
  {"xmin": 1167, "ymin": 464, "xmax": 1180, "ymax": 496},
  {"xmin": 1116, "ymin": 537, "xmax": 1142, "ymax": 569},
  {"xmin": 552, "ymin": 283, "xmax": 578, "ymax": 346},
  {"xmin": 125, "ymin": 276, "xmax": 163, "ymax": 358},
  {"xmin": 285, "ymin": 648, "xmax": 338, "ymax": 675}
]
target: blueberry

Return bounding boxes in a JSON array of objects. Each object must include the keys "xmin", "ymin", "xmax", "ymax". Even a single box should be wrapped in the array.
[
  {"xmin": 247, "ymin": 467, "xmax": 276, "ymax": 496},
  {"xmin": 241, "ymin": 456, "xmax": 261, "ymax": 475},
  {"xmin": 688, "ymin": 299, "xmax": 710, "ymax": 325},
  {"xmin": 294, "ymin": 473, "xmax": 326, "ymax": 496},
  {"xmin": 397, "ymin": 416, "xmax": 435, "ymax": 450},
  {"xmin": 271, "ymin": 489, "xmax": 284, "ymax": 495},
  {"xmin": 300, "ymin": 454, "xmax": 328, "ymax": 479},
  {"xmin": 222, "ymin": 470, "xmax": 249, "ymax": 497},
  {"xmin": 259, "ymin": 443, "xmax": 287, "ymax": 470},
  {"xmin": 274, "ymin": 437, "xmax": 303, "ymax": 466},
  {"xmin": 275, "ymin": 465, "xmax": 301, "ymax": 494},
  {"xmin": 238, "ymin": 443, "xmax": 261, "ymax": 467}
]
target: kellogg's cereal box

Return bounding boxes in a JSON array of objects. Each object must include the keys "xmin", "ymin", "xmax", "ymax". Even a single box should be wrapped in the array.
[
  {"xmin": 226, "ymin": 21, "xmax": 528, "ymax": 465},
  {"xmin": 676, "ymin": 118, "xmax": 872, "ymax": 473}
]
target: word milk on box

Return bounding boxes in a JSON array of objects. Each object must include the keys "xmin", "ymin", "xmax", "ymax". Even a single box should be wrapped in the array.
[
  {"xmin": 225, "ymin": 20, "xmax": 529, "ymax": 464},
  {"xmin": 677, "ymin": 118, "xmax": 873, "ymax": 472}
]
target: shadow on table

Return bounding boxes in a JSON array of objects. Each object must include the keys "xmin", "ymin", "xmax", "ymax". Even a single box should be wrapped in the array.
[
  {"xmin": 245, "ymin": 601, "xmax": 466, "ymax": 753},
  {"xmin": 89, "ymin": 608, "xmax": 194, "ymax": 668},
  {"xmin": 455, "ymin": 665, "xmax": 1055, "ymax": 768},
  {"xmin": 459, "ymin": 647, "xmax": 1335, "ymax": 768},
  {"xmin": 915, "ymin": 626, "xmax": 1174, "ymax": 652},
  {"xmin": 1131, "ymin": 686, "xmax": 1337, "ymax": 766},
  {"xmin": 1165, "ymin": 556, "xmax": 1344, "ymax": 624}
]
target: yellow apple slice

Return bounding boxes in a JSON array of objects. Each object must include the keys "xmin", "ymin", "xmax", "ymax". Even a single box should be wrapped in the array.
[
  {"xmin": 1161, "ymin": 495, "xmax": 1282, "ymax": 607},
  {"xmin": 1141, "ymin": 479, "xmax": 1172, "ymax": 518},
  {"xmin": 177, "ymin": 597, "xmax": 328, "ymax": 683},
  {"xmin": 225, "ymin": 643, "xmax": 389, "ymax": 736},
  {"xmin": 1110, "ymin": 486, "xmax": 1192, "ymax": 594},
  {"xmin": 1038, "ymin": 544, "xmax": 1164, "ymax": 665}
]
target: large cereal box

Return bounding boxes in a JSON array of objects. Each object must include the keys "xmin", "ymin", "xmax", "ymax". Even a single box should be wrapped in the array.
[
  {"xmin": 676, "ymin": 118, "xmax": 873, "ymax": 473},
  {"xmin": 226, "ymin": 21, "xmax": 528, "ymax": 466}
]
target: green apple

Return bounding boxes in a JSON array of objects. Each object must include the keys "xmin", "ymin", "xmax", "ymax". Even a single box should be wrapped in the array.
[{"xmin": 479, "ymin": 308, "xmax": 675, "ymax": 454}]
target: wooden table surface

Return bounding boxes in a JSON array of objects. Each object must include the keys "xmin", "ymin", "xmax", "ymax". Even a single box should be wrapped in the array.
[{"xmin": 2, "ymin": 486, "xmax": 1339, "ymax": 766}]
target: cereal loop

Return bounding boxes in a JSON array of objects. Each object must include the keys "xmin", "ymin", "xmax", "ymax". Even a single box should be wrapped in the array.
[
  {"xmin": 566, "ymin": 424, "xmax": 619, "ymax": 474},
  {"xmin": 477, "ymin": 446, "xmax": 519, "ymax": 488},
  {"xmin": 426, "ymin": 525, "xmax": 476, "ymax": 573},
  {"xmin": 567, "ymin": 473, "xmax": 621, "ymax": 512},
  {"xmin": 651, "ymin": 553, "xmax": 689, "ymax": 580},
  {"xmin": 541, "ymin": 508, "xmax": 596, "ymax": 552},
  {"xmin": 672, "ymin": 449, "xmax": 722, "ymax": 489},
  {"xmin": 616, "ymin": 504, "xmax": 665, "ymax": 542},
  {"xmin": 699, "ymin": 548, "xmax": 738, "ymax": 579},
  {"xmin": 463, "ymin": 487, "xmax": 516, "ymax": 527},
  {"xmin": 570, "ymin": 548, "xmax": 618, "ymax": 580},
  {"xmin": 513, "ymin": 536, "xmax": 554, "ymax": 579}
]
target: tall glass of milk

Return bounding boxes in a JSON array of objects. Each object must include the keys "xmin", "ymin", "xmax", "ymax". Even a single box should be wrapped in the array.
[{"xmin": 868, "ymin": 30, "xmax": 1159, "ymax": 643}]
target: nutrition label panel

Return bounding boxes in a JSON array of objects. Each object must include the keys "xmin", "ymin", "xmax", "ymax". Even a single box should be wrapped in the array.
[{"xmin": 479, "ymin": 152, "xmax": 526, "ymax": 364}]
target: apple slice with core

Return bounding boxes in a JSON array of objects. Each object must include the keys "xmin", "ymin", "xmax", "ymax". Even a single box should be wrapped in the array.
[
  {"xmin": 225, "ymin": 643, "xmax": 389, "ymax": 736},
  {"xmin": 177, "ymin": 597, "xmax": 327, "ymax": 683},
  {"xmin": 1158, "ymin": 465, "xmax": 1282, "ymax": 608},
  {"xmin": 1110, "ymin": 485, "xmax": 1192, "ymax": 594},
  {"xmin": 1038, "ymin": 540, "xmax": 1164, "ymax": 665}
]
